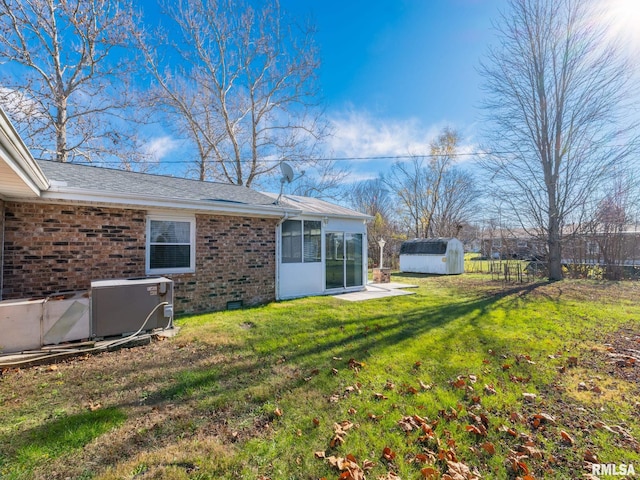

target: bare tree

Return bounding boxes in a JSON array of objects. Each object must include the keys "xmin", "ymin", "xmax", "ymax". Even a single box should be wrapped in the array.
[
  {"xmin": 586, "ymin": 177, "xmax": 640, "ymax": 279},
  {"xmin": 386, "ymin": 157, "xmax": 425, "ymax": 238},
  {"xmin": 0, "ymin": 0, "xmax": 144, "ymax": 166},
  {"xmin": 386, "ymin": 127, "xmax": 478, "ymax": 239},
  {"xmin": 431, "ymin": 167, "xmax": 479, "ymax": 237},
  {"xmin": 290, "ymin": 159, "xmax": 350, "ymax": 201},
  {"xmin": 348, "ymin": 177, "xmax": 403, "ymax": 268},
  {"xmin": 137, "ymin": 0, "xmax": 328, "ymax": 185},
  {"xmin": 479, "ymin": 0, "xmax": 638, "ymax": 280},
  {"xmin": 348, "ymin": 177, "xmax": 394, "ymax": 220}
]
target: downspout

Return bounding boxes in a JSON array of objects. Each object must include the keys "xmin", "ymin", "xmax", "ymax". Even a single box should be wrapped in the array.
[
  {"xmin": 275, "ymin": 212, "xmax": 289, "ymax": 301},
  {"xmin": 363, "ymin": 220, "xmax": 368, "ymax": 287},
  {"xmin": 0, "ymin": 201, "xmax": 4, "ymax": 300}
]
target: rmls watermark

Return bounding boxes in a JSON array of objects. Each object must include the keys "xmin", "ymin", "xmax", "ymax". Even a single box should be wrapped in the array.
[{"xmin": 591, "ymin": 463, "xmax": 636, "ymax": 476}]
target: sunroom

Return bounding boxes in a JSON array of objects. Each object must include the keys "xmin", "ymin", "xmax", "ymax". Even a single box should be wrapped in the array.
[{"xmin": 273, "ymin": 195, "xmax": 370, "ymax": 300}]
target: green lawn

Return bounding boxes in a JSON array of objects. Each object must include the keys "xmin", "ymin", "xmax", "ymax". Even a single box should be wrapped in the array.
[{"xmin": 1, "ymin": 274, "xmax": 639, "ymax": 479}]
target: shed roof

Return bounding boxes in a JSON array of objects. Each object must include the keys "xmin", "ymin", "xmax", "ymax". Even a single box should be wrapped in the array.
[{"xmin": 400, "ymin": 238, "xmax": 457, "ymax": 255}]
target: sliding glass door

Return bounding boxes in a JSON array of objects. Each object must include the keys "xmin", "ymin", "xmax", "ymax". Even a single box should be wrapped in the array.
[
  {"xmin": 345, "ymin": 233, "xmax": 363, "ymax": 287},
  {"xmin": 325, "ymin": 232, "xmax": 344, "ymax": 289},
  {"xmin": 325, "ymin": 232, "xmax": 363, "ymax": 290}
]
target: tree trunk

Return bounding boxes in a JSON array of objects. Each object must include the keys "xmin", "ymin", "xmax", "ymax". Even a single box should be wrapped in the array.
[
  {"xmin": 548, "ymin": 215, "xmax": 563, "ymax": 280},
  {"xmin": 56, "ymin": 98, "xmax": 68, "ymax": 163}
]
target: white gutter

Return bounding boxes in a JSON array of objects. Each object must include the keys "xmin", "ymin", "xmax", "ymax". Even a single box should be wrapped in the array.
[
  {"xmin": 0, "ymin": 200, "xmax": 4, "ymax": 300},
  {"xmin": 274, "ymin": 212, "xmax": 289, "ymax": 301}
]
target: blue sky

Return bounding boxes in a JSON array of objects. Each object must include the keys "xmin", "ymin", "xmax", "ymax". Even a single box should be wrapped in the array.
[
  {"xmin": 139, "ymin": 0, "xmax": 640, "ymax": 184},
  {"xmin": 142, "ymin": 0, "xmax": 504, "ymax": 182},
  {"xmin": 277, "ymin": 0, "xmax": 504, "ymax": 181}
]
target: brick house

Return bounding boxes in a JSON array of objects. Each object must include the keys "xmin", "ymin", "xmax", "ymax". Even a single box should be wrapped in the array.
[{"xmin": 0, "ymin": 108, "xmax": 369, "ymax": 315}]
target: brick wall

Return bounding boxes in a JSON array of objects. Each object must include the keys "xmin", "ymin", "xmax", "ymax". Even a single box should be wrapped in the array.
[
  {"xmin": 2, "ymin": 202, "xmax": 277, "ymax": 313},
  {"xmin": 171, "ymin": 214, "xmax": 277, "ymax": 313}
]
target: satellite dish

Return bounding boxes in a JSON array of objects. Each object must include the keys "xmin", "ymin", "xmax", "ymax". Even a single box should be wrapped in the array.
[
  {"xmin": 275, "ymin": 161, "xmax": 295, "ymax": 205},
  {"xmin": 280, "ymin": 162, "xmax": 294, "ymax": 184}
]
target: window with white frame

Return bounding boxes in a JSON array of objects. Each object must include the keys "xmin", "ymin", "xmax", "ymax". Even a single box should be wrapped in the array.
[
  {"xmin": 146, "ymin": 215, "xmax": 196, "ymax": 274},
  {"xmin": 281, "ymin": 220, "xmax": 321, "ymax": 263}
]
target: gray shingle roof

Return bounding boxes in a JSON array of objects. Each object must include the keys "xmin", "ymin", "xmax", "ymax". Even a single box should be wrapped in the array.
[
  {"xmin": 38, "ymin": 160, "xmax": 277, "ymax": 206},
  {"xmin": 262, "ymin": 192, "xmax": 371, "ymax": 219},
  {"xmin": 36, "ymin": 161, "xmax": 370, "ymax": 219}
]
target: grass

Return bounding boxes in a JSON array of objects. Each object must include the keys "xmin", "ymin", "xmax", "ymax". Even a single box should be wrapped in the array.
[{"xmin": 0, "ymin": 274, "xmax": 639, "ymax": 479}]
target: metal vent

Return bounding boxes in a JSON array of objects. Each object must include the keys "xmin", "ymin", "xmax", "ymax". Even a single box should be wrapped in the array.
[{"xmin": 226, "ymin": 300, "xmax": 243, "ymax": 311}]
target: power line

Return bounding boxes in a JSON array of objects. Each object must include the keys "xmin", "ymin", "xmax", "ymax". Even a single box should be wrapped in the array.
[
  {"xmin": 60, "ymin": 150, "xmax": 505, "ymax": 166},
  {"xmin": 55, "ymin": 142, "xmax": 640, "ymax": 167}
]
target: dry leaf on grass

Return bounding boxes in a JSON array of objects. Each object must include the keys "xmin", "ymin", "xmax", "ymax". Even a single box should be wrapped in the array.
[
  {"xmin": 560, "ymin": 430, "xmax": 575, "ymax": 445},
  {"xmin": 421, "ymin": 466, "xmax": 440, "ymax": 479},
  {"xmin": 382, "ymin": 446, "xmax": 396, "ymax": 461}
]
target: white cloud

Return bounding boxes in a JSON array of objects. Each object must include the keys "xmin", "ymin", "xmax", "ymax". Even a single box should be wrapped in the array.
[
  {"xmin": 327, "ymin": 109, "xmax": 440, "ymax": 159},
  {"xmin": 0, "ymin": 87, "xmax": 45, "ymax": 122},
  {"xmin": 326, "ymin": 108, "xmax": 479, "ymax": 167},
  {"xmin": 143, "ymin": 135, "xmax": 181, "ymax": 161}
]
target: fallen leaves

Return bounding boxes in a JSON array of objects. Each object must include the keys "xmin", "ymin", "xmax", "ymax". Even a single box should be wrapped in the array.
[
  {"xmin": 559, "ymin": 430, "xmax": 574, "ymax": 445},
  {"xmin": 330, "ymin": 421, "xmax": 356, "ymax": 447},
  {"xmin": 348, "ymin": 358, "xmax": 365, "ymax": 372},
  {"xmin": 480, "ymin": 442, "xmax": 495, "ymax": 455},
  {"xmin": 444, "ymin": 460, "xmax": 481, "ymax": 480},
  {"xmin": 324, "ymin": 453, "xmax": 372, "ymax": 480},
  {"xmin": 419, "ymin": 380, "xmax": 433, "ymax": 391},
  {"xmin": 381, "ymin": 446, "xmax": 396, "ymax": 462},
  {"xmin": 310, "ymin": 341, "xmax": 638, "ymax": 480},
  {"xmin": 483, "ymin": 384, "xmax": 497, "ymax": 395}
]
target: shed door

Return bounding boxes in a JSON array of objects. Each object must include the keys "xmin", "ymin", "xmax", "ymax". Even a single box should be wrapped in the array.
[{"xmin": 325, "ymin": 232, "xmax": 363, "ymax": 290}]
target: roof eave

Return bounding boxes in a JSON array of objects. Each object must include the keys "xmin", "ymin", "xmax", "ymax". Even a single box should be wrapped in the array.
[
  {"xmin": 288, "ymin": 211, "xmax": 373, "ymax": 221},
  {"xmin": 0, "ymin": 108, "xmax": 50, "ymax": 195}
]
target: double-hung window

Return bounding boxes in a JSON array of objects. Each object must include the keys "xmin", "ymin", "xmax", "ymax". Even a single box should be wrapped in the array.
[
  {"xmin": 281, "ymin": 220, "xmax": 321, "ymax": 263},
  {"xmin": 146, "ymin": 215, "xmax": 196, "ymax": 274}
]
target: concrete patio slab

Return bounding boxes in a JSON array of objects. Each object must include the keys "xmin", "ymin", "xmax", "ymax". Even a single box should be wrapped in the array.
[{"xmin": 333, "ymin": 282, "xmax": 418, "ymax": 302}]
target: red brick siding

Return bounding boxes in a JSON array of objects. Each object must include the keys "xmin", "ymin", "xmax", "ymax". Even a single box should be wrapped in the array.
[
  {"xmin": 169, "ymin": 214, "xmax": 277, "ymax": 313},
  {"xmin": 2, "ymin": 202, "xmax": 277, "ymax": 313}
]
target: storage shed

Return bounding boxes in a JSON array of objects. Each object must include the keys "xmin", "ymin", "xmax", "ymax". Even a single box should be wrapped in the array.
[{"xmin": 399, "ymin": 238, "xmax": 464, "ymax": 275}]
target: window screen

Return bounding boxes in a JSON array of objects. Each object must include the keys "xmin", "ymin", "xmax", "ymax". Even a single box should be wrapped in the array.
[
  {"xmin": 282, "ymin": 219, "xmax": 322, "ymax": 263},
  {"xmin": 282, "ymin": 220, "xmax": 302, "ymax": 263},
  {"xmin": 148, "ymin": 218, "xmax": 194, "ymax": 272},
  {"xmin": 303, "ymin": 221, "xmax": 321, "ymax": 262}
]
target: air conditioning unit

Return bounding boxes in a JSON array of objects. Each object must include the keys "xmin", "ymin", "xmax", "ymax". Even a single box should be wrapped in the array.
[{"xmin": 90, "ymin": 277, "xmax": 173, "ymax": 338}]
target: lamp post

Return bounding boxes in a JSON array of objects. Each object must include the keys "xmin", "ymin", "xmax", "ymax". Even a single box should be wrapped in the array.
[{"xmin": 378, "ymin": 238, "xmax": 386, "ymax": 269}]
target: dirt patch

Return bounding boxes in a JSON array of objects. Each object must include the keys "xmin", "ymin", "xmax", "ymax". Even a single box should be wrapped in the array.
[
  {"xmin": 0, "ymin": 336, "xmax": 248, "ymax": 479},
  {"xmin": 599, "ymin": 326, "xmax": 640, "ymax": 384},
  {"xmin": 442, "ymin": 274, "xmax": 640, "ymax": 302}
]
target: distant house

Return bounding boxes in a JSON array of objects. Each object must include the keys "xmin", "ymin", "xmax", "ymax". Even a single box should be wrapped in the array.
[
  {"xmin": 0, "ymin": 108, "xmax": 370, "ymax": 314},
  {"xmin": 480, "ymin": 226, "xmax": 640, "ymax": 273},
  {"xmin": 480, "ymin": 234, "xmax": 545, "ymax": 260},
  {"xmin": 561, "ymin": 225, "xmax": 640, "ymax": 269}
]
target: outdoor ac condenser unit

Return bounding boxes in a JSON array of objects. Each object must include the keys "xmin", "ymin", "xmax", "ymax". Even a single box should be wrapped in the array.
[{"xmin": 90, "ymin": 277, "xmax": 173, "ymax": 338}]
